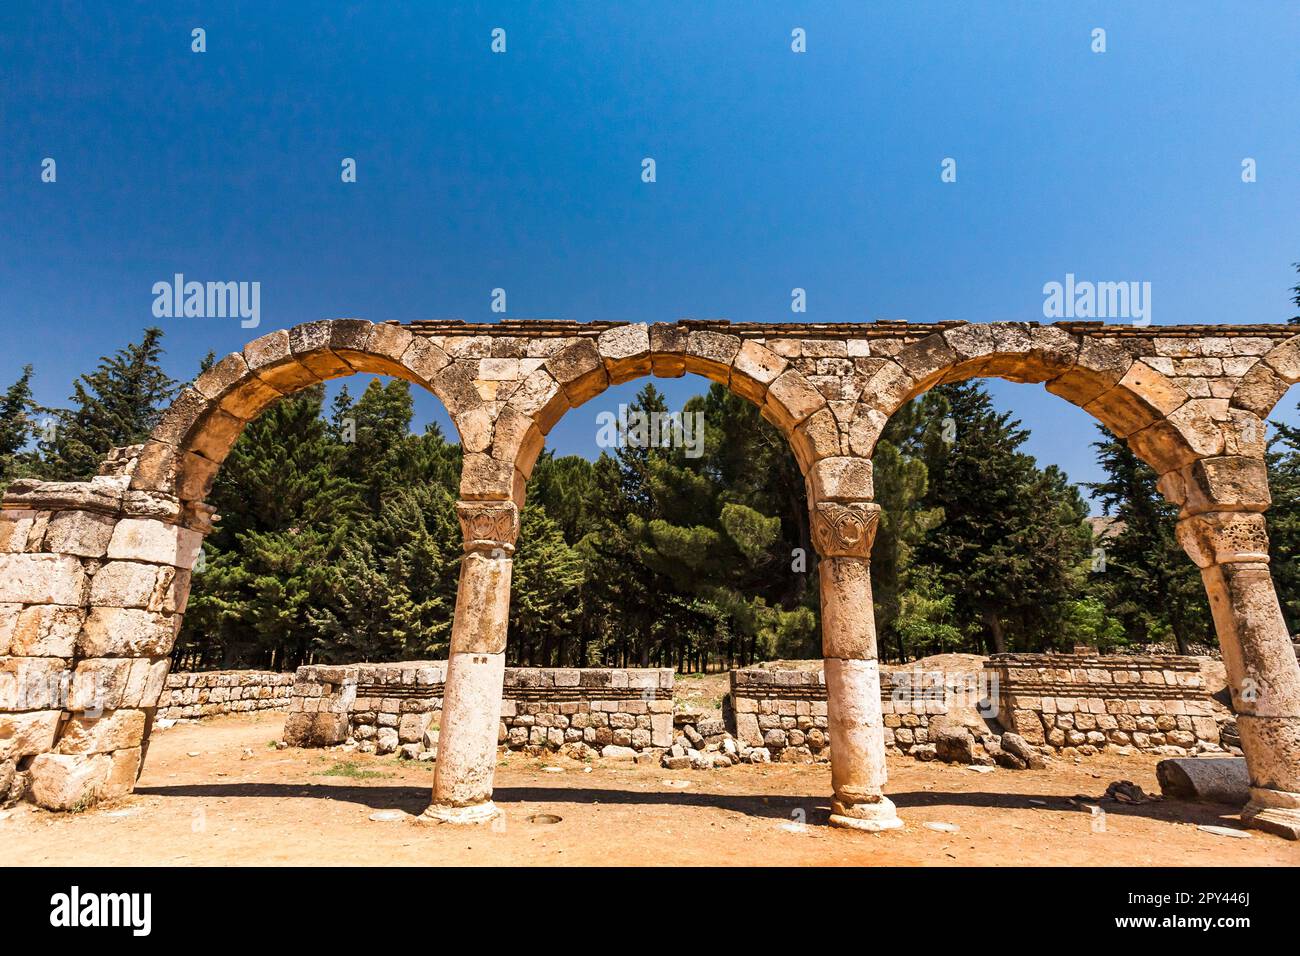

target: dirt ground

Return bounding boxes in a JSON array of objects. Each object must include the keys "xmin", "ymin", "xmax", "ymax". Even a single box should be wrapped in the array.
[{"xmin": 2, "ymin": 712, "xmax": 1296, "ymax": 867}]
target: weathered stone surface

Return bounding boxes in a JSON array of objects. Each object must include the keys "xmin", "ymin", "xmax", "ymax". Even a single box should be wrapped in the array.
[
  {"xmin": 2, "ymin": 604, "xmax": 83, "ymax": 657},
  {"xmin": 42, "ymin": 510, "xmax": 116, "ymax": 558},
  {"xmin": 77, "ymin": 607, "xmax": 179, "ymax": 657},
  {"xmin": 0, "ymin": 656, "xmax": 70, "ymax": 711},
  {"xmin": 283, "ymin": 711, "xmax": 349, "ymax": 747},
  {"xmin": 596, "ymin": 324, "xmax": 651, "ymax": 383},
  {"xmin": 107, "ymin": 519, "xmax": 204, "ymax": 569},
  {"xmin": 27, "ymin": 752, "xmax": 112, "ymax": 810},
  {"xmin": 808, "ymin": 457, "xmax": 873, "ymax": 503},
  {"xmin": 0, "ymin": 710, "xmax": 62, "ymax": 761},
  {"xmin": 57, "ymin": 709, "xmax": 147, "ymax": 755},
  {"xmin": 0, "ymin": 553, "xmax": 85, "ymax": 605},
  {"xmin": 192, "ymin": 352, "xmax": 251, "ymax": 401},
  {"xmin": 764, "ymin": 370, "xmax": 826, "ymax": 431},
  {"xmin": 730, "ymin": 341, "xmax": 788, "ymax": 401},
  {"xmin": 1157, "ymin": 757, "xmax": 1249, "ymax": 804}
]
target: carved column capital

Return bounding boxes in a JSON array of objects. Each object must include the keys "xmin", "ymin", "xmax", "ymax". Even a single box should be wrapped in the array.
[
  {"xmin": 810, "ymin": 501, "xmax": 881, "ymax": 559},
  {"xmin": 456, "ymin": 500, "xmax": 520, "ymax": 555},
  {"xmin": 1175, "ymin": 511, "xmax": 1270, "ymax": 568}
]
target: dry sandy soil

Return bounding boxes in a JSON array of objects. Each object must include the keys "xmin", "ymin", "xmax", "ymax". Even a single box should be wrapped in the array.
[{"xmin": 2, "ymin": 712, "xmax": 1296, "ymax": 867}]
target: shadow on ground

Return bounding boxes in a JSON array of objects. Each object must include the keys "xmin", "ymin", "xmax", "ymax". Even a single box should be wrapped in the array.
[{"xmin": 132, "ymin": 782, "xmax": 1248, "ymax": 831}]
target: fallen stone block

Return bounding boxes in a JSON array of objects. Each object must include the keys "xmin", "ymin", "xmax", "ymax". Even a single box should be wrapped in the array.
[{"xmin": 1156, "ymin": 757, "xmax": 1249, "ymax": 805}]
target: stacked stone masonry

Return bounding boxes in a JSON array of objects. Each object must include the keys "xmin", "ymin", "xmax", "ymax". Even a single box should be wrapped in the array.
[
  {"xmin": 985, "ymin": 653, "xmax": 1222, "ymax": 756},
  {"xmin": 156, "ymin": 670, "xmax": 295, "ymax": 721},
  {"xmin": 2, "ymin": 317, "xmax": 1298, "ymax": 837},
  {"xmin": 729, "ymin": 667, "xmax": 957, "ymax": 761},
  {"xmin": 281, "ymin": 662, "xmax": 675, "ymax": 756}
]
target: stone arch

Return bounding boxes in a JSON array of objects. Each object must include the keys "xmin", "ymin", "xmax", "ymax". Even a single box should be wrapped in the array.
[
  {"xmin": 472, "ymin": 323, "xmax": 867, "ymax": 511},
  {"xmin": 131, "ymin": 319, "xmax": 475, "ymax": 508},
  {"xmin": 839, "ymin": 323, "xmax": 1222, "ymax": 479},
  {"xmin": 1229, "ymin": 332, "xmax": 1300, "ymax": 419}
]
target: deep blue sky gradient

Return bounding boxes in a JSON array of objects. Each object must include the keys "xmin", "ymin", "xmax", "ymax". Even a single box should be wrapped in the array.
[{"xmin": 2, "ymin": 2, "xmax": 1297, "ymax": 506}]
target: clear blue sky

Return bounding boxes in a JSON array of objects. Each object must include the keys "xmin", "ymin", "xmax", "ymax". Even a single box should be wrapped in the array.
[{"xmin": 2, "ymin": 2, "xmax": 1297, "ymax": 506}]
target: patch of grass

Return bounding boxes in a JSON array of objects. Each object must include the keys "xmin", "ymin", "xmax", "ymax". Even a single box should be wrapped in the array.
[{"xmin": 316, "ymin": 761, "xmax": 392, "ymax": 780}]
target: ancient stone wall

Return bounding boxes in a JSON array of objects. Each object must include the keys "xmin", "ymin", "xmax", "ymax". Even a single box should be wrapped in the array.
[
  {"xmin": 729, "ymin": 667, "xmax": 958, "ymax": 761},
  {"xmin": 984, "ymin": 653, "xmax": 1224, "ymax": 756},
  {"xmin": 281, "ymin": 662, "xmax": 675, "ymax": 757},
  {"xmin": 156, "ymin": 670, "xmax": 294, "ymax": 721}
]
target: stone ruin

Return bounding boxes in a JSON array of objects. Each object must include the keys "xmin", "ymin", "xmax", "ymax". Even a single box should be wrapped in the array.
[{"xmin": 2, "ymin": 317, "xmax": 1299, "ymax": 838}]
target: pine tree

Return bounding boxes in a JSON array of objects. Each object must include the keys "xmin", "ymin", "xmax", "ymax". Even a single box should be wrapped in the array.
[
  {"xmin": 1266, "ymin": 417, "xmax": 1300, "ymax": 629},
  {"xmin": 176, "ymin": 385, "xmax": 360, "ymax": 669},
  {"xmin": 1085, "ymin": 427, "xmax": 1211, "ymax": 653},
  {"xmin": 509, "ymin": 504, "xmax": 585, "ymax": 665},
  {"xmin": 916, "ymin": 381, "xmax": 1093, "ymax": 653},
  {"xmin": 871, "ymin": 392, "xmax": 947, "ymax": 660},
  {"xmin": 39, "ymin": 328, "xmax": 176, "ymax": 480},
  {"xmin": 0, "ymin": 365, "xmax": 38, "ymax": 490}
]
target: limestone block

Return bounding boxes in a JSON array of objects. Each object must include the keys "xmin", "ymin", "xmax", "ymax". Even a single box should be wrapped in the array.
[
  {"xmin": 0, "ymin": 710, "xmax": 62, "ymax": 760},
  {"xmin": 790, "ymin": 408, "xmax": 842, "ymax": 468},
  {"xmin": 648, "ymin": 324, "xmax": 690, "ymax": 376},
  {"xmin": 942, "ymin": 323, "xmax": 998, "ymax": 363},
  {"xmin": 730, "ymin": 340, "xmax": 788, "ymax": 402},
  {"xmin": 41, "ymin": 510, "xmax": 116, "ymax": 558},
  {"xmin": 216, "ymin": 373, "xmax": 284, "ymax": 421},
  {"xmin": 101, "ymin": 746, "xmax": 142, "ymax": 799},
  {"xmin": 1164, "ymin": 399, "xmax": 1229, "ymax": 459},
  {"xmin": 3, "ymin": 604, "xmax": 83, "ymax": 657},
  {"xmin": 89, "ymin": 561, "xmax": 181, "ymax": 612},
  {"xmin": 808, "ymin": 457, "xmax": 873, "ymax": 503},
  {"xmin": 107, "ymin": 519, "xmax": 203, "ymax": 570},
  {"xmin": 432, "ymin": 361, "xmax": 486, "ymax": 415},
  {"xmin": 67, "ymin": 658, "xmax": 135, "ymax": 713},
  {"xmin": 764, "ymin": 370, "xmax": 826, "ymax": 431},
  {"xmin": 1157, "ymin": 756, "xmax": 1249, "ymax": 804},
  {"xmin": 893, "ymin": 334, "xmax": 958, "ymax": 389},
  {"xmin": 597, "ymin": 324, "xmax": 652, "ymax": 383},
  {"xmin": 860, "ymin": 361, "xmax": 916, "ymax": 415},
  {"xmin": 682, "ymin": 330, "xmax": 741, "ymax": 379},
  {"xmin": 150, "ymin": 387, "xmax": 210, "ymax": 447},
  {"xmin": 0, "ymin": 553, "xmax": 86, "ymax": 605},
  {"xmin": 459, "ymin": 454, "xmax": 515, "ymax": 501},
  {"xmin": 27, "ymin": 752, "xmax": 112, "ymax": 810},
  {"xmin": 544, "ymin": 340, "xmax": 608, "ymax": 403},
  {"xmin": 193, "ymin": 352, "xmax": 252, "ymax": 401},
  {"xmin": 77, "ymin": 607, "xmax": 179, "ymax": 657},
  {"xmin": 1176, "ymin": 456, "xmax": 1271, "ymax": 513},
  {"xmin": 0, "ymin": 656, "xmax": 70, "ymax": 711},
  {"xmin": 337, "ymin": 322, "xmax": 412, "ymax": 378},
  {"xmin": 847, "ymin": 403, "xmax": 888, "ymax": 457},
  {"xmin": 1262, "ymin": 335, "xmax": 1300, "ymax": 381},
  {"xmin": 56, "ymin": 709, "xmax": 147, "ymax": 754},
  {"xmin": 282, "ymin": 711, "xmax": 349, "ymax": 747},
  {"xmin": 508, "ymin": 368, "xmax": 569, "ymax": 434},
  {"xmin": 400, "ymin": 336, "xmax": 452, "ymax": 382}
]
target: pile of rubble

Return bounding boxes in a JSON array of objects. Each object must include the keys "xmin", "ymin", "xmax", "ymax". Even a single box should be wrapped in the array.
[{"xmin": 921, "ymin": 716, "xmax": 1047, "ymax": 770}]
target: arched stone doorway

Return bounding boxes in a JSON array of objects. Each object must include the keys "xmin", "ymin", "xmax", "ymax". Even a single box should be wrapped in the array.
[{"xmin": 3, "ymin": 318, "xmax": 1298, "ymax": 838}]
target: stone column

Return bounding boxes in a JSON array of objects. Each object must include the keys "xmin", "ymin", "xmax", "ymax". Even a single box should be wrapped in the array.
[
  {"xmin": 812, "ymin": 500, "xmax": 903, "ymax": 832},
  {"xmin": 1178, "ymin": 509, "xmax": 1300, "ymax": 840},
  {"xmin": 424, "ymin": 500, "xmax": 518, "ymax": 824}
]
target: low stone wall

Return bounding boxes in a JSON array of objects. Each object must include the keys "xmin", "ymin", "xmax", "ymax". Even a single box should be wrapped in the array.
[
  {"xmin": 156, "ymin": 670, "xmax": 294, "ymax": 721},
  {"xmin": 984, "ymin": 653, "xmax": 1223, "ymax": 756},
  {"xmin": 281, "ymin": 661, "xmax": 675, "ymax": 757},
  {"xmin": 728, "ymin": 667, "xmax": 961, "ymax": 761}
]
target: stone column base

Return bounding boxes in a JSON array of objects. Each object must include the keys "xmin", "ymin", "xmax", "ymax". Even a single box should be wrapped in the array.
[
  {"xmin": 419, "ymin": 800, "xmax": 500, "ymax": 825},
  {"xmin": 1242, "ymin": 787, "xmax": 1300, "ymax": 840},
  {"xmin": 830, "ymin": 796, "xmax": 903, "ymax": 832}
]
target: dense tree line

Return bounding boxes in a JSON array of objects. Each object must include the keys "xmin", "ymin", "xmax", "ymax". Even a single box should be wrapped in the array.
[{"xmin": 3, "ymin": 311, "xmax": 1297, "ymax": 671}]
